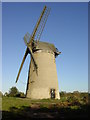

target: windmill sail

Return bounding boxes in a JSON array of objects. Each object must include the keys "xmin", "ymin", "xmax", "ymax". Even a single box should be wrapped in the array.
[
  {"xmin": 16, "ymin": 48, "xmax": 28, "ymax": 83},
  {"xmin": 16, "ymin": 6, "xmax": 49, "ymax": 82}
]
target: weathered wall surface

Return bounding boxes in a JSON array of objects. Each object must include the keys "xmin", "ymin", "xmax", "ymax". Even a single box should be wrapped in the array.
[{"xmin": 26, "ymin": 50, "xmax": 60, "ymax": 99}]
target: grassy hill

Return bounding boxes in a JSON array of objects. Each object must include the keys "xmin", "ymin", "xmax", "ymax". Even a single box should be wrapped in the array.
[{"xmin": 1, "ymin": 92, "xmax": 89, "ymax": 119}]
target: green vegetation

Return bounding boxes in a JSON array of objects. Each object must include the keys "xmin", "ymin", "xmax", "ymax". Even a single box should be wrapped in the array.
[
  {"xmin": 4, "ymin": 87, "xmax": 25, "ymax": 98},
  {"xmin": 0, "ymin": 91, "xmax": 3, "ymax": 97},
  {"xmin": 2, "ymin": 89, "xmax": 89, "ymax": 119}
]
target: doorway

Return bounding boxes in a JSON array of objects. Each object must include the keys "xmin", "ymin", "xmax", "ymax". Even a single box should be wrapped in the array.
[{"xmin": 50, "ymin": 89, "xmax": 55, "ymax": 99}]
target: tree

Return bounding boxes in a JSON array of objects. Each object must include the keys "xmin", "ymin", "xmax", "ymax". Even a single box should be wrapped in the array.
[
  {"xmin": 9, "ymin": 87, "xmax": 19, "ymax": 97},
  {"xmin": 4, "ymin": 87, "xmax": 25, "ymax": 98}
]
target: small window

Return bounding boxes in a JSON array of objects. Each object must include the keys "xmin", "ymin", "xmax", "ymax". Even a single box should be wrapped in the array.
[{"xmin": 50, "ymin": 89, "xmax": 55, "ymax": 99}]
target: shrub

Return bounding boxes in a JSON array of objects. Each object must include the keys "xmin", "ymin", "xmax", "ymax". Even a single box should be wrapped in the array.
[
  {"xmin": 19, "ymin": 92, "xmax": 25, "ymax": 98},
  {"xmin": 67, "ymin": 96, "xmax": 80, "ymax": 106},
  {"xmin": 60, "ymin": 91, "xmax": 66, "ymax": 97},
  {"xmin": 4, "ymin": 92, "xmax": 9, "ymax": 97}
]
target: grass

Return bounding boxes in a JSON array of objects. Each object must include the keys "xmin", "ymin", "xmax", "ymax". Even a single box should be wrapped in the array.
[{"xmin": 2, "ymin": 96, "xmax": 88, "ymax": 119}]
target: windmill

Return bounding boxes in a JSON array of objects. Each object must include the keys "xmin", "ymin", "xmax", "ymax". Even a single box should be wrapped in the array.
[{"xmin": 16, "ymin": 6, "xmax": 61, "ymax": 99}]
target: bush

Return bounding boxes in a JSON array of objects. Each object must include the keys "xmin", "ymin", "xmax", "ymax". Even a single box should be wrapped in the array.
[
  {"xmin": 19, "ymin": 92, "xmax": 25, "ymax": 98},
  {"xmin": 81, "ymin": 96, "xmax": 88, "ymax": 103},
  {"xmin": 15, "ymin": 92, "xmax": 25, "ymax": 98},
  {"xmin": 67, "ymin": 96, "xmax": 80, "ymax": 106},
  {"xmin": 60, "ymin": 91, "xmax": 66, "ymax": 97},
  {"xmin": 4, "ymin": 92, "xmax": 9, "ymax": 97}
]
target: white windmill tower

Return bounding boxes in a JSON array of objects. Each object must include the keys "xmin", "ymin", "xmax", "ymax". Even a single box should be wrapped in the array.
[{"xmin": 16, "ymin": 6, "xmax": 61, "ymax": 99}]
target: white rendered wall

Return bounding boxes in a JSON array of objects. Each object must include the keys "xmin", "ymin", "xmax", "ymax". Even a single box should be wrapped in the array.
[{"xmin": 26, "ymin": 50, "xmax": 60, "ymax": 99}]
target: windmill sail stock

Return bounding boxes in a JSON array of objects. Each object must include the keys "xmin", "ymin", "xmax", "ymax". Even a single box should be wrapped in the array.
[
  {"xmin": 35, "ymin": 7, "xmax": 51, "ymax": 41},
  {"xmin": 16, "ymin": 48, "xmax": 28, "ymax": 83},
  {"xmin": 16, "ymin": 6, "xmax": 50, "ymax": 83}
]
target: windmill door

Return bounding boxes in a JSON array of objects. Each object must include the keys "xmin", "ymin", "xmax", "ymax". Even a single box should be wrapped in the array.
[{"xmin": 50, "ymin": 89, "xmax": 55, "ymax": 99}]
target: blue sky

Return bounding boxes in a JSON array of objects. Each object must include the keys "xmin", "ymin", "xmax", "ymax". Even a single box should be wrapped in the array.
[{"xmin": 2, "ymin": 2, "xmax": 88, "ymax": 94}]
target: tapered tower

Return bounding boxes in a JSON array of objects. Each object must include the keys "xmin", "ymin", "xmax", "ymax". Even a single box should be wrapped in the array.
[{"xmin": 26, "ymin": 41, "xmax": 60, "ymax": 99}]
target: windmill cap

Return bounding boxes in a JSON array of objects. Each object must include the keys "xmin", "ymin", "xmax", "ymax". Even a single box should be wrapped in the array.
[{"xmin": 32, "ymin": 41, "xmax": 61, "ymax": 57}]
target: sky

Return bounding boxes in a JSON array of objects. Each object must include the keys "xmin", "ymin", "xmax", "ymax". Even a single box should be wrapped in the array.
[
  {"xmin": 2, "ymin": 2, "xmax": 88, "ymax": 94},
  {"xmin": 89, "ymin": 1, "xmax": 90, "ymax": 93},
  {"xmin": 1, "ymin": 0, "xmax": 90, "ymax": 2}
]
